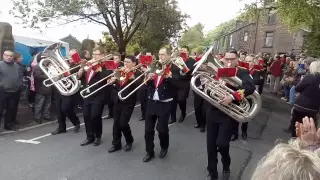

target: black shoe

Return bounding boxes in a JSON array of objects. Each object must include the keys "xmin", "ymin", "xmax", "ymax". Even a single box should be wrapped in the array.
[
  {"xmin": 73, "ymin": 124, "xmax": 80, "ymax": 133},
  {"xmin": 159, "ymin": 149, "xmax": 168, "ymax": 159},
  {"xmin": 194, "ymin": 124, "xmax": 200, "ymax": 128},
  {"xmin": 205, "ymin": 173, "xmax": 218, "ymax": 180},
  {"xmin": 51, "ymin": 129, "xmax": 66, "ymax": 135},
  {"xmin": 178, "ymin": 113, "xmax": 186, "ymax": 123},
  {"xmin": 80, "ymin": 139, "xmax": 94, "ymax": 146},
  {"xmin": 93, "ymin": 138, "xmax": 101, "ymax": 146},
  {"xmin": 168, "ymin": 119, "xmax": 176, "ymax": 124},
  {"xmin": 42, "ymin": 117, "xmax": 51, "ymax": 121},
  {"xmin": 124, "ymin": 143, "xmax": 132, "ymax": 152},
  {"xmin": 108, "ymin": 145, "xmax": 122, "ymax": 153},
  {"xmin": 241, "ymin": 132, "xmax": 247, "ymax": 140},
  {"xmin": 139, "ymin": 117, "xmax": 145, "ymax": 121},
  {"xmin": 231, "ymin": 135, "xmax": 238, "ymax": 141},
  {"xmin": 4, "ymin": 126, "xmax": 19, "ymax": 131},
  {"xmin": 34, "ymin": 118, "xmax": 43, "ymax": 124},
  {"xmin": 222, "ymin": 169, "xmax": 230, "ymax": 180},
  {"xmin": 143, "ymin": 153, "xmax": 155, "ymax": 162},
  {"xmin": 200, "ymin": 127, "xmax": 206, "ymax": 133}
]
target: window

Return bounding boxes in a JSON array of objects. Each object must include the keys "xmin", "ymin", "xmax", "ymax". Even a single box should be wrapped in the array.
[
  {"xmin": 264, "ymin": 32, "xmax": 274, "ymax": 47},
  {"xmin": 229, "ymin": 35, "xmax": 233, "ymax": 46},
  {"xmin": 268, "ymin": 8, "xmax": 276, "ymax": 24},
  {"xmin": 244, "ymin": 32, "xmax": 248, "ymax": 41}
]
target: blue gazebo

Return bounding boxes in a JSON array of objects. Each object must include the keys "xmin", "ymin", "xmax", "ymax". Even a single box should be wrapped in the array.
[{"xmin": 14, "ymin": 35, "xmax": 69, "ymax": 65}]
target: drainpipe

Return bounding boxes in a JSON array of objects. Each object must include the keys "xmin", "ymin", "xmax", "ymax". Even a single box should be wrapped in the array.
[{"xmin": 252, "ymin": 4, "xmax": 260, "ymax": 54}]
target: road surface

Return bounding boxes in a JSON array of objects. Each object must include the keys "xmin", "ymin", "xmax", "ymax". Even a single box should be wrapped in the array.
[{"xmin": 0, "ymin": 93, "xmax": 291, "ymax": 180}]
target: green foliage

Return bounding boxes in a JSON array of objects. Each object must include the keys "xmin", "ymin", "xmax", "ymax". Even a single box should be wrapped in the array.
[
  {"xmin": 305, "ymin": 23, "xmax": 320, "ymax": 57},
  {"xmin": 192, "ymin": 46, "xmax": 205, "ymax": 54},
  {"xmin": 10, "ymin": 0, "xmax": 187, "ymax": 54},
  {"xmin": 179, "ymin": 23, "xmax": 205, "ymax": 50},
  {"xmin": 97, "ymin": 32, "xmax": 118, "ymax": 53},
  {"xmin": 129, "ymin": 0, "xmax": 187, "ymax": 54},
  {"xmin": 204, "ymin": 20, "xmax": 236, "ymax": 46},
  {"xmin": 126, "ymin": 43, "xmax": 142, "ymax": 56}
]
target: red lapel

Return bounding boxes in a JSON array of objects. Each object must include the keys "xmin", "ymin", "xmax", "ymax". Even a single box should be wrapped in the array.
[
  {"xmin": 154, "ymin": 65, "xmax": 171, "ymax": 88},
  {"xmin": 250, "ymin": 68, "xmax": 255, "ymax": 75},
  {"xmin": 153, "ymin": 74, "xmax": 158, "ymax": 88}
]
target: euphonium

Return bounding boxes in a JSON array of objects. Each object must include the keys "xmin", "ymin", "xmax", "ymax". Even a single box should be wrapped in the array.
[
  {"xmin": 39, "ymin": 43, "xmax": 81, "ymax": 96},
  {"xmin": 190, "ymin": 46, "xmax": 261, "ymax": 123}
]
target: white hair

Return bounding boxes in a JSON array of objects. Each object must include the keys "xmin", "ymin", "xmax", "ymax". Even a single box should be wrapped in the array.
[
  {"xmin": 309, "ymin": 60, "xmax": 320, "ymax": 75},
  {"xmin": 251, "ymin": 139, "xmax": 320, "ymax": 180}
]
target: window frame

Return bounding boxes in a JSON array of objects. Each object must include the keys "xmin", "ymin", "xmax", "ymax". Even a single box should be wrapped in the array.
[{"xmin": 264, "ymin": 31, "xmax": 274, "ymax": 47}]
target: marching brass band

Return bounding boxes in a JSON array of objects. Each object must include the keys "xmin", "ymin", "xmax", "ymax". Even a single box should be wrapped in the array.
[{"xmin": 39, "ymin": 43, "xmax": 263, "ymax": 180}]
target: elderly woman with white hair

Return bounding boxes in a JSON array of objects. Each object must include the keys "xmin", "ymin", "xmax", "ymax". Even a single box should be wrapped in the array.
[
  {"xmin": 290, "ymin": 60, "xmax": 320, "ymax": 137},
  {"xmin": 252, "ymin": 117, "xmax": 320, "ymax": 180}
]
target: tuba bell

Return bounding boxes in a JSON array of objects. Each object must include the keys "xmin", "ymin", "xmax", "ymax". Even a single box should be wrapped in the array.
[
  {"xmin": 190, "ymin": 46, "xmax": 261, "ymax": 123},
  {"xmin": 39, "ymin": 43, "xmax": 81, "ymax": 96}
]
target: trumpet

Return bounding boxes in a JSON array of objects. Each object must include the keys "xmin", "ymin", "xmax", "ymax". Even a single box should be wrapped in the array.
[{"xmin": 42, "ymin": 54, "xmax": 113, "ymax": 87}]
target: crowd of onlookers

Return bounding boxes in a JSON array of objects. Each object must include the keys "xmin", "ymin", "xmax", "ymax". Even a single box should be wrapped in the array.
[{"xmin": 0, "ymin": 49, "xmax": 93, "ymax": 131}]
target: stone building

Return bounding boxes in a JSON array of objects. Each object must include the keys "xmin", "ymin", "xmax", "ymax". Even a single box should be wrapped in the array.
[
  {"xmin": 213, "ymin": 7, "xmax": 309, "ymax": 56},
  {"xmin": 60, "ymin": 34, "xmax": 82, "ymax": 51}
]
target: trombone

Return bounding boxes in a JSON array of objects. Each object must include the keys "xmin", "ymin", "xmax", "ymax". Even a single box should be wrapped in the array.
[
  {"xmin": 117, "ymin": 64, "xmax": 152, "ymax": 100},
  {"xmin": 43, "ymin": 54, "xmax": 113, "ymax": 87},
  {"xmin": 80, "ymin": 70, "xmax": 118, "ymax": 98}
]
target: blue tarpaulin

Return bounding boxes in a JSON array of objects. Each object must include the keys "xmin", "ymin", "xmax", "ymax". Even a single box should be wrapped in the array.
[{"xmin": 13, "ymin": 35, "xmax": 69, "ymax": 65}]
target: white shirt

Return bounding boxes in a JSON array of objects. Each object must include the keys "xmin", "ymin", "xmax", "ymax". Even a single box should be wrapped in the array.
[{"xmin": 152, "ymin": 76, "xmax": 173, "ymax": 102}]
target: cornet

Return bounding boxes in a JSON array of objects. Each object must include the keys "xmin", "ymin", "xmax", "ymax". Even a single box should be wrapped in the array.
[{"xmin": 190, "ymin": 46, "xmax": 261, "ymax": 123}]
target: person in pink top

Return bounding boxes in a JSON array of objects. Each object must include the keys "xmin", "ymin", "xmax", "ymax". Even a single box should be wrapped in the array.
[{"xmin": 269, "ymin": 55, "xmax": 283, "ymax": 94}]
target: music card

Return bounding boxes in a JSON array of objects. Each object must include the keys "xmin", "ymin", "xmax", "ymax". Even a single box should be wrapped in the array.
[
  {"xmin": 217, "ymin": 68, "xmax": 237, "ymax": 78},
  {"xmin": 71, "ymin": 53, "xmax": 81, "ymax": 64}
]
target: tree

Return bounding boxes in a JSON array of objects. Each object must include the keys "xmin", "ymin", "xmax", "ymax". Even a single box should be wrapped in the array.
[
  {"xmin": 97, "ymin": 32, "xmax": 118, "ymax": 53},
  {"xmin": 178, "ymin": 23, "xmax": 205, "ymax": 50},
  {"xmin": 128, "ymin": 0, "xmax": 188, "ymax": 54},
  {"xmin": 204, "ymin": 19, "xmax": 236, "ymax": 46},
  {"xmin": 10, "ymin": 0, "xmax": 186, "ymax": 56}
]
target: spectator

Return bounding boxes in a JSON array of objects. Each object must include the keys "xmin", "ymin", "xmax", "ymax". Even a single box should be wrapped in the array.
[
  {"xmin": 0, "ymin": 50, "xmax": 23, "ymax": 130},
  {"xmin": 269, "ymin": 55, "xmax": 282, "ymax": 93},
  {"xmin": 291, "ymin": 60, "xmax": 320, "ymax": 137},
  {"xmin": 280, "ymin": 61, "xmax": 298, "ymax": 102},
  {"xmin": 33, "ymin": 53, "xmax": 52, "ymax": 124},
  {"xmin": 251, "ymin": 139, "xmax": 320, "ymax": 180}
]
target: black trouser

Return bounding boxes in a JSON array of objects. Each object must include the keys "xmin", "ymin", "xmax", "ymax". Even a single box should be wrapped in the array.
[
  {"xmin": 206, "ymin": 105, "xmax": 233, "ymax": 176},
  {"xmin": 232, "ymin": 121, "xmax": 248, "ymax": 136},
  {"xmin": 28, "ymin": 90, "xmax": 36, "ymax": 104},
  {"xmin": 83, "ymin": 102, "xmax": 105, "ymax": 140},
  {"xmin": 145, "ymin": 100, "xmax": 172, "ymax": 155},
  {"xmin": 139, "ymin": 85, "xmax": 148, "ymax": 119},
  {"xmin": 291, "ymin": 109, "xmax": 317, "ymax": 137},
  {"xmin": 0, "ymin": 90, "xmax": 19, "ymax": 128},
  {"xmin": 170, "ymin": 98, "xmax": 187, "ymax": 121},
  {"xmin": 193, "ymin": 92, "xmax": 206, "ymax": 128},
  {"xmin": 105, "ymin": 86, "xmax": 114, "ymax": 117},
  {"xmin": 258, "ymin": 78, "xmax": 264, "ymax": 95},
  {"xmin": 55, "ymin": 94, "xmax": 80, "ymax": 130},
  {"xmin": 112, "ymin": 102, "xmax": 135, "ymax": 146},
  {"xmin": 12, "ymin": 90, "xmax": 21, "ymax": 124}
]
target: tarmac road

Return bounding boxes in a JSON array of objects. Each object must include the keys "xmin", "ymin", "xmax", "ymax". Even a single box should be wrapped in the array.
[{"xmin": 0, "ymin": 93, "xmax": 291, "ymax": 180}]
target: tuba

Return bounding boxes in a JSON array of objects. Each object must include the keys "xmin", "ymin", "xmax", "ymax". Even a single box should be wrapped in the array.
[
  {"xmin": 190, "ymin": 46, "xmax": 261, "ymax": 123},
  {"xmin": 39, "ymin": 43, "xmax": 81, "ymax": 96}
]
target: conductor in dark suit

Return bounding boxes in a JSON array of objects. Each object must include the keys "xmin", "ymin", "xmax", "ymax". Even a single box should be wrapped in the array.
[
  {"xmin": 205, "ymin": 50, "xmax": 255, "ymax": 180},
  {"xmin": 143, "ymin": 47, "xmax": 175, "ymax": 163},
  {"xmin": 169, "ymin": 46, "xmax": 196, "ymax": 124},
  {"xmin": 77, "ymin": 47, "xmax": 113, "ymax": 146}
]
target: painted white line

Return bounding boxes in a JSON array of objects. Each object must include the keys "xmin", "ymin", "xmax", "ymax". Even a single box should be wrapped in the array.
[{"xmin": 15, "ymin": 104, "xmax": 142, "ymax": 144}]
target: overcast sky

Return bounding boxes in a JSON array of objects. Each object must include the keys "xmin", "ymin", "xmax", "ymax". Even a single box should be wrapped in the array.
[{"xmin": 0, "ymin": 0, "xmax": 255, "ymax": 41}]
